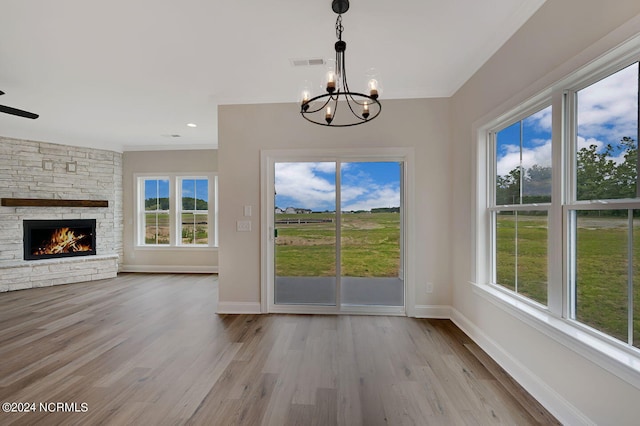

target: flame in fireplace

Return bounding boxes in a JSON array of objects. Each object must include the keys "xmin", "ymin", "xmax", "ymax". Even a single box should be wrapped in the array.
[{"xmin": 33, "ymin": 227, "xmax": 92, "ymax": 255}]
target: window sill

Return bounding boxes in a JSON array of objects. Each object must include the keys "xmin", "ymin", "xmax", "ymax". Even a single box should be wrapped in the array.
[
  {"xmin": 135, "ymin": 245, "xmax": 218, "ymax": 251},
  {"xmin": 470, "ymin": 281, "xmax": 640, "ymax": 390}
]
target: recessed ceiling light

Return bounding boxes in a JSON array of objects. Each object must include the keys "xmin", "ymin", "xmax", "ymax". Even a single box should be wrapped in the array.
[{"xmin": 187, "ymin": 123, "xmax": 197, "ymax": 128}]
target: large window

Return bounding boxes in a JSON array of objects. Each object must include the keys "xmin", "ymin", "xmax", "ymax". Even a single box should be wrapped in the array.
[
  {"xmin": 137, "ymin": 174, "xmax": 217, "ymax": 247},
  {"xmin": 483, "ymin": 54, "xmax": 640, "ymax": 352}
]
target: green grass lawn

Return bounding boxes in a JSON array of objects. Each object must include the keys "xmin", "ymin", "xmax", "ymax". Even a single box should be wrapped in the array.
[
  {"xmin": 144, "ymin": 213, "xmax": 208, "ymax": 244},
  {"xmin": 497, "ymin": 213, "xmax": 640, "ymax": 348},
  {"xmin": 275, "ymin": 212, "xmax": 400, "ymax": 277}
]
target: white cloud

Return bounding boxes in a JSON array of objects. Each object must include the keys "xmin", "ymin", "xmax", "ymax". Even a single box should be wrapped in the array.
[
  {"xmin": 496, "ymin": 139, "xmax": 552, "ymax": 176},
  {"xmin": 342, "ymin": 186, "xmax": 400, "ymax": 212},
  {"xmin": 577, "ymin": 136, "xmax": 604, "ymax": 151},
  {"xmin": 526, "ymin": 105, "xmax": 552, "ymax": 131},
  {"xmin": 275, "ymin": 162, "xmax": 335, "ymax": 210},
  {"xmin": 275, "ymin": 162, "xmax": 400, "ymax": 211},
  {"xmin": 577, "ymin": 63, "xmax": 638, "ymax": 144}
]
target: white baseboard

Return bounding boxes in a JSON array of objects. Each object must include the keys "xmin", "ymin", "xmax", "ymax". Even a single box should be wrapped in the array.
[
  {"xmin": 413, "ymin": 304, "xmax": 452, "ymax": 318},
  {"xmin": 217, "ymin": 301, "xmax": 262, "ymax": 314},
  {"xmin": 120, "ymin": 265, "xmax": 218, "ymax": 274},
  {"xmin": 450, "ymin": 308, "xmax": 592, "ymax": 426}
]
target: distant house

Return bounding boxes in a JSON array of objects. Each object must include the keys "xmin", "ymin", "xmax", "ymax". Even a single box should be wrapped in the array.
[
  {"xmin": 282, "ymin": 207, "xmax": 312, "ymax": 214},
  {"xmin": 275, "ymin": 207, "xmax": 284, "ymax": 214}
]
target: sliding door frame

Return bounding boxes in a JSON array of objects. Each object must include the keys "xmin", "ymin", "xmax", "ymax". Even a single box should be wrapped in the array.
[{"xmin": 260, "ymin": 148, "xmax": 416, "ymax": 316}]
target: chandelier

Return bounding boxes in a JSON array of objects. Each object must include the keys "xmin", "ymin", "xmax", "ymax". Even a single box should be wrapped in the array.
[{"xmin": 300, "ymin": 0, "xmax": 382, "ymax": 127}]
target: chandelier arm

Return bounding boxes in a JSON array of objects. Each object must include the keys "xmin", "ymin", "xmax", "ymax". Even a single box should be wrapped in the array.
[
  {"xmin": 344, "ymin": 96, "xmax": 366, "ymax": 121},
  {"xmin": 301, "ymin": 94, "xmax": 334, "ymax": 114},
  {"xmin": 345, "ymin": 91, "xmax": 370, "ymax": 106}
]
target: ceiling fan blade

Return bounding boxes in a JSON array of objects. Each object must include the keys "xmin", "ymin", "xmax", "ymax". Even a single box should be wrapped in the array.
[{"xmin": 0, "ymin": 104, "xmax": 39, "ymax": 119}]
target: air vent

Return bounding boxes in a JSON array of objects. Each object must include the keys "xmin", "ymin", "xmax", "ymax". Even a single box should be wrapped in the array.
[{"xmin": 290, "ymin": 58, "xmax": 326, "ymax": 67}]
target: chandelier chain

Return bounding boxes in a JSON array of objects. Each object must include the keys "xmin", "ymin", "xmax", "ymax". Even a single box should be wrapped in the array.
[{"xmin": 335, "ymin": 15, "xmax": 344, "ymax": 41}]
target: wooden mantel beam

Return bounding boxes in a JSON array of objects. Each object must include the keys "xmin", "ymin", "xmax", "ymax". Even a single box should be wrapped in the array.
[{"xmin": 0, "ymin": 198, "xmax": 109, "ymax": 208}]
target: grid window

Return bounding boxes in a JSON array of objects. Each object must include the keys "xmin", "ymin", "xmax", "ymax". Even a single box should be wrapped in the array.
[
  {"xmin": 143, "ymin": 178, "xmax": 170, "ymax": 245},
  {"xmin": 491, "ymin": 105, "xmax": 552, "ymax": 305},
  {"xmin": 137, "ymin": 175, "xmax": 217, "ymax": 247},
  {"xmin": 179, "ymin": 178, "xmax": 209, "ymax": 245}
]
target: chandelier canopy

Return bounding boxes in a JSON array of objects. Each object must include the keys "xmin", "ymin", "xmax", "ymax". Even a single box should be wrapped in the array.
[{"xmin": 300, "ymin": 0, "xmax": 382, "ymax": 127}]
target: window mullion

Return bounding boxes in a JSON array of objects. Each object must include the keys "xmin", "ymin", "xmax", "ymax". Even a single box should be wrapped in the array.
[
  {"xmin": 547, "ymin": 90, "xmax": 567, "ymax": 317},
  {"xmin": 629, "ymin": 209, "xmax": 634, "ymax": 345}
]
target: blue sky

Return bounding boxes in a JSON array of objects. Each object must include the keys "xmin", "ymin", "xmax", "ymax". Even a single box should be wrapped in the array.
[
  {"xmin": 144, "ymin": 179, "xmax": 209, "ymax": 201},
  {"xmin": 181, "ymin": 179, "xmax": 209, "ymax": 202},
  {"xmin": 275, "ymin": 162, "xmax": 400, "ymax": 211},
  {"xmin": 496, "ymin": 105, "xmax": 552, "ymax": 176},
  {"xmin": 496, "ymin": 62, "xmax": 638, "ymax": 176}
]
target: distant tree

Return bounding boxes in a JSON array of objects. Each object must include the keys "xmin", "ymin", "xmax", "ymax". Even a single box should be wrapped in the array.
[
  {"xmin": 497, "ymin": 137, "xmax": 637, "ymax": 206},
  {"xmin": 371, "ymin": 207, "xmax": 400, "ymax": 213},
  {"xmin": 182, "ymin": 197, "xmax": 208, "ymax": 210},
  {"xmin": 524, "ymin": 164, "xmax": 552, "ymax": 200},
  {"xmin": 144, "ymin": 197, "xmax": 208, "ymax": 210},
  {"xmin": 611, "ymin": 136, "xmax": 637, "ymax": 199},
  {"xmin": 576, "ymin": 136, "xmax": 637, "ymax": 200},
  {"xmin": 145, "ymin": 197, "xmax": 170, "ymax": 210},
  {"xmin": 496, "ymin": 167, "xmax": 521, "ymax": 205}
]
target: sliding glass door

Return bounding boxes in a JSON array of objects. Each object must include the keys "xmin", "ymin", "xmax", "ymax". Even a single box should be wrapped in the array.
[{"xmin": 273, "ymin": 160, "xmax": 403, "ymax": 310}]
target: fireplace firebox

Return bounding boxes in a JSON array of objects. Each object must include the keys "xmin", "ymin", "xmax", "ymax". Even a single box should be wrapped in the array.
[{"xmin": 23, "ymin": 219, "xmax": 96, "ymax": 261}]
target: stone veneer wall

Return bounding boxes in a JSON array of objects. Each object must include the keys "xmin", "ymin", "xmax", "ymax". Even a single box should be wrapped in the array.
[{"xmin": 0, "ymin": 136, "xmax": 122, "ymax": 291}]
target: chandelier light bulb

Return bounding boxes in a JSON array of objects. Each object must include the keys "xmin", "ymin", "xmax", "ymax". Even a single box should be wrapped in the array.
[
  {"xmin": 368, "ymin": 79, "xmax": 379, "ymax": 99},
  {"xmin": 325, "ymin": 106, "xmax": 333, "ymax": 124},
  {"xmin": 326, "ymin": 70, "xmax": 337, "ymax": 93}
]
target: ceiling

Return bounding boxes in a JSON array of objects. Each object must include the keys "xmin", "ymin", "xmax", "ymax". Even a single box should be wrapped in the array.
[{"xmin": 0, "ymin": 0, "xmax": 545, "ymax": 152}]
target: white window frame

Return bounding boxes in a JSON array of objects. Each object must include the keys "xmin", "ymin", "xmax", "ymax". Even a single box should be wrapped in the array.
[
  {"xmin": 474, "ymin": 34, "xmax": 640, "ymax": 390},
  {"xmin": 136, "ymin": 173, "xmax": 218, "ymax": 248},
  {"xmin": 138, "ymin": 176, "xmax": 172, "ymax": 247},
  {"xmin": 177, "ymin": 176, "xmax": 212, "ymax": 246}
]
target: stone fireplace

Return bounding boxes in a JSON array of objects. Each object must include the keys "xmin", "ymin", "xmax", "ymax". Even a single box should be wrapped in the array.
[{"xmin": 0, "ymin": 136, "xmax": 122, "ymax": 292}]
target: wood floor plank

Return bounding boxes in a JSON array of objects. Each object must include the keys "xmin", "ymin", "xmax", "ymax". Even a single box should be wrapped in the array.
[{"xmin": 0, "ymin": 273, "xmax": 559, "ymax": 425}]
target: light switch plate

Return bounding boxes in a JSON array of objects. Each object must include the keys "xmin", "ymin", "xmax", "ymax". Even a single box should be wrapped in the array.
[
  {"xmin": 237, "ymin": 220, "xmax": 251, "ymax": 232},
  {"xmin": 244, "ymin": 205, "xmax": 252, "ymax": 217}
]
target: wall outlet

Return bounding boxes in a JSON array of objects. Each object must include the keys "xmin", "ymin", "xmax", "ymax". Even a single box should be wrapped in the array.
[
  {"xmin": 426, "ymin": 282, "xmax": 434, "ymax": 293},
  {"xmin": 237, "ymin": 220, "xmax": 252, "ymax": 232}
]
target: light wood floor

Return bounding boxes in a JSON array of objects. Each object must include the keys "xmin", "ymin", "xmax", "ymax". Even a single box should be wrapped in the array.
[{"xmin": 0, "ymin": 273, "xmax": 559, "ymax": 425}]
